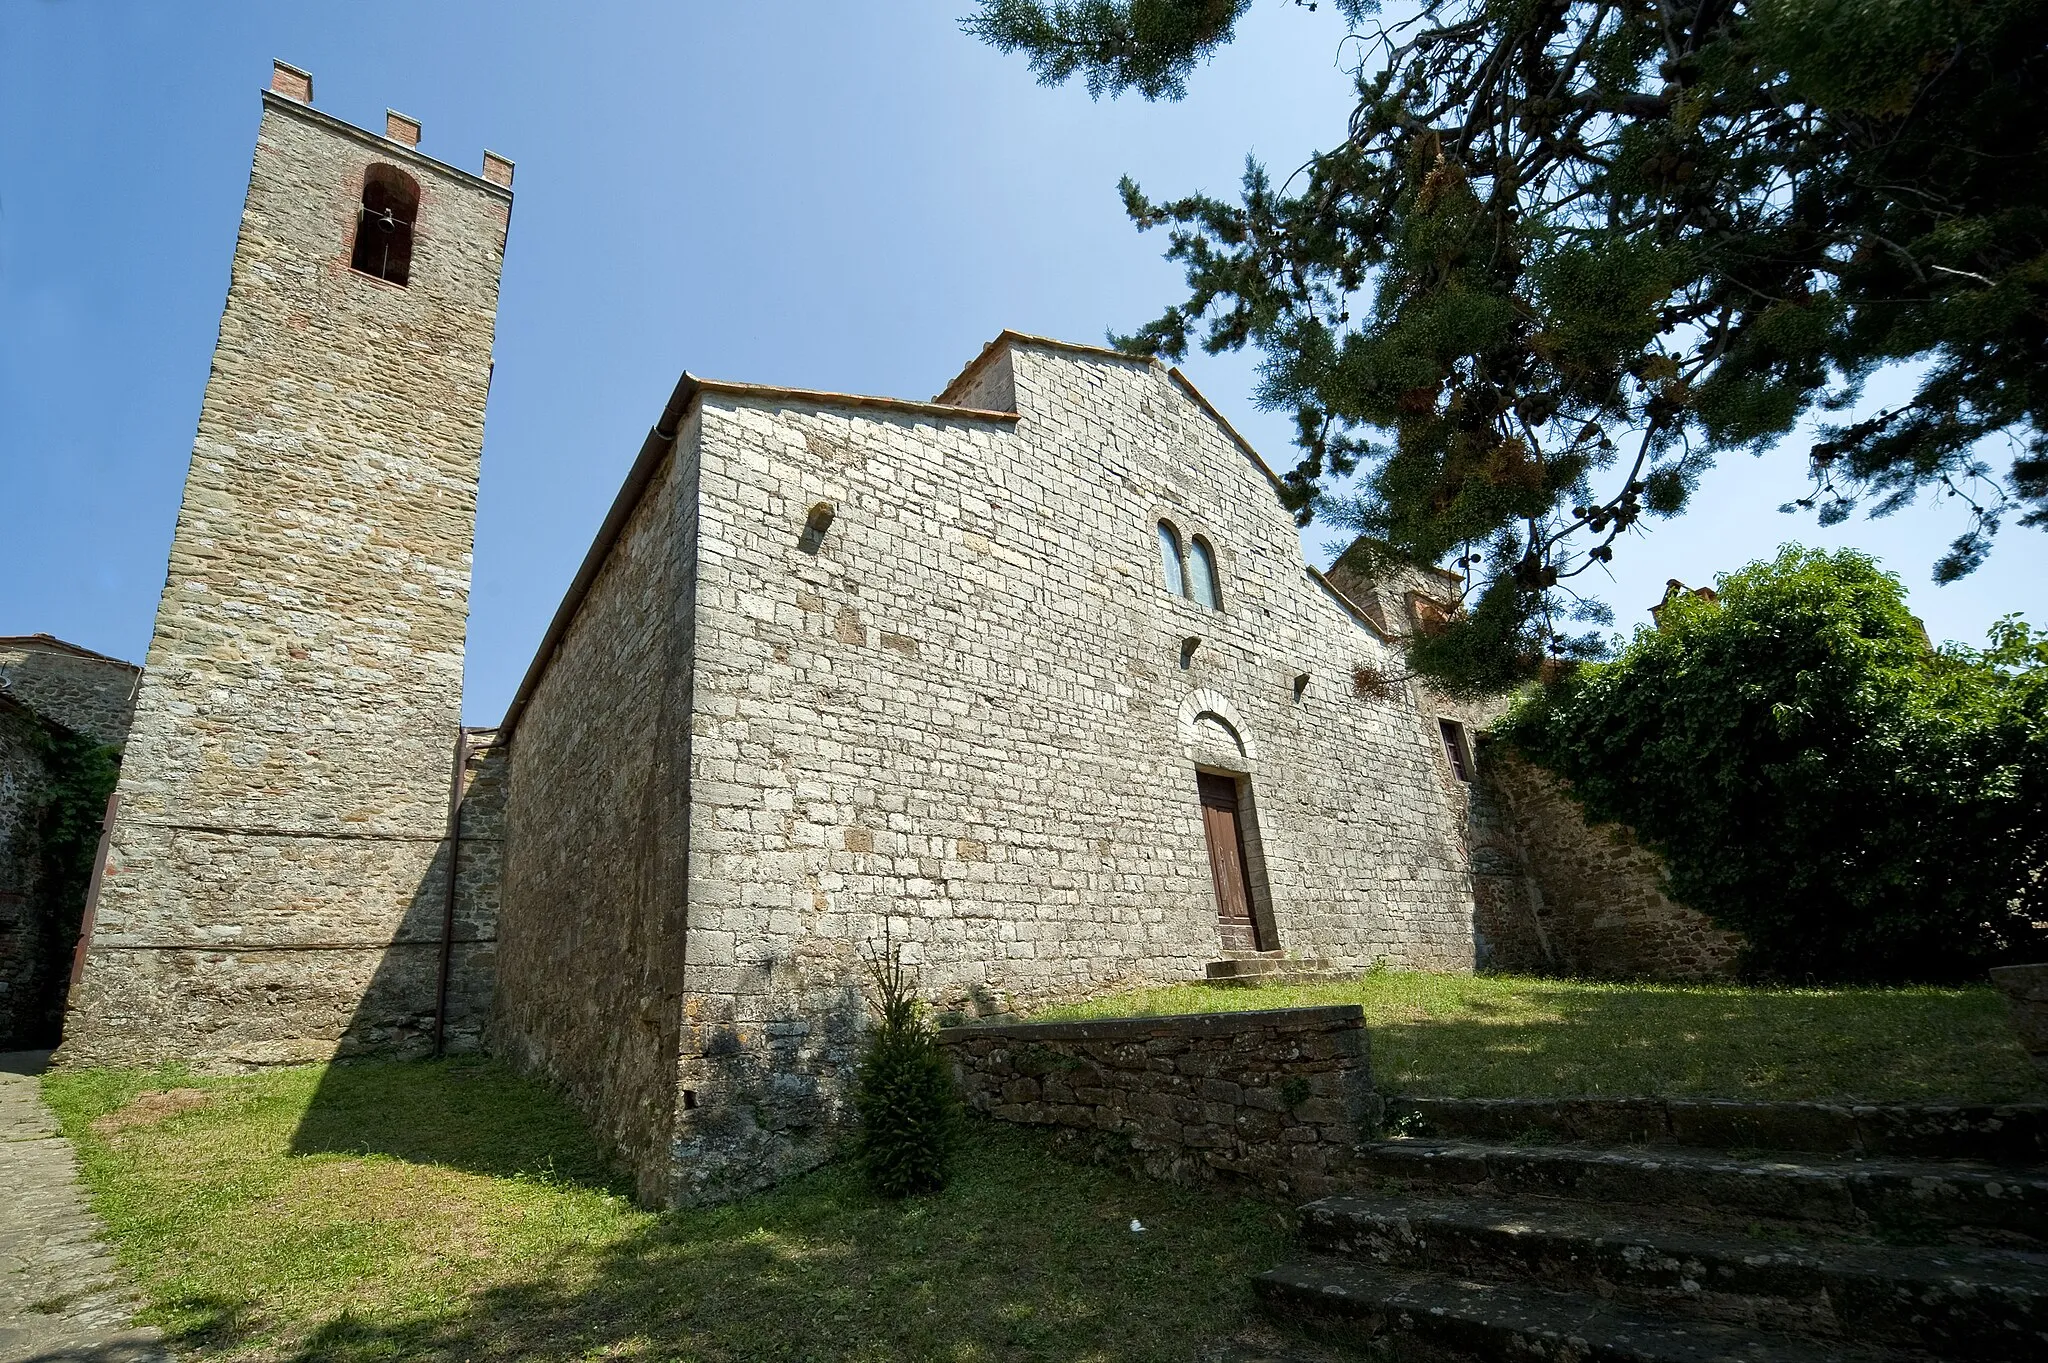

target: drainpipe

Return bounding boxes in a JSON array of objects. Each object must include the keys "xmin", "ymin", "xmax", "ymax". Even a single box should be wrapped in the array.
[
  {"xmin": 431, "ymin": 727, "xmax": 471, "ymax": 1058},
  {"xmin": 67, "ymin": 791, "xmax": 120, "ymax": 994}
]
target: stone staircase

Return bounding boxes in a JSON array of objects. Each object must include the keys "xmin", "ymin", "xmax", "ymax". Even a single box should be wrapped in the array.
[{"xmin": 1253, "ymin": 1097, "xmax": 2048, "ymax": 1360}]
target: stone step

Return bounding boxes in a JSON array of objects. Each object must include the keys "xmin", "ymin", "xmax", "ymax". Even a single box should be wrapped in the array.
[
  {"xmin": 1255, "ymin": 1255, "xmax": 1913, "ymax": 1363},
  {"xmin": 1299, "ymin": 1194, "xmax": 2048, "ymax": 1359},
  {"xmin": 1352, "ymin": 1139, "xmax": 2048, "ymax": 1241},
  {"xmin": 1381, "ymin": 1095, "xmax": 2048, "ymax": 1165},
  {"xmin": 1202, "ymin": 957, "xmax": 1345, "ymax": 986}
]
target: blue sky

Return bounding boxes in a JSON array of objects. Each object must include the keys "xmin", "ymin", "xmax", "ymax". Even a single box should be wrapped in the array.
[{"xmin": 4, "ymin": 1, "xmax": 2040, "ymax": 723}]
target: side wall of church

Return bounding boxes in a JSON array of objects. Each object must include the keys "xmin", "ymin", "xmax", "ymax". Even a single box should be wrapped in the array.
[
  {"xmin": 662, "ymin": 342, "xmax": 1479, "ymax": 1205},
  {"xmin": 60, "ymin": 91, "xmax": 510, "ymax": 1068},
  {"xmin": 493, "ymin": 431, "xmax": 699, "ymax": 1205}
]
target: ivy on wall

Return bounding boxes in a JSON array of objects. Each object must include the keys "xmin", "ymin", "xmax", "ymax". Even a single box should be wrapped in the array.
[{"xmin": 25, "ymin": 718, "xmax": 120, "ymax": 1044}]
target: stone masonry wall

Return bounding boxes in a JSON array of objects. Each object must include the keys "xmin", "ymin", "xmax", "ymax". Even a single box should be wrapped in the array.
[
  {"xmin": 0, "ymin": 640, "xmax": 140, "ymax": 749},
  {"xmin": 493, "ymin": 432, "xmax": 698, "ymax": 1206},
  {"xmin": 660, "ymin": 339, "xmax": 1481, "ymax": 1204},
  {"xmin": 1479, "ymin": 746, "xmax": 1742, "ymax": 980},
  {"xmin": 0, "ymin": 699, "xmax": 55, "ymax": 1047},
  {"xmin": 940, "ymin": 1005, "xmax": 1379, "ymax": 1200},
  {"xmin": 1321, "ymin": 558, "xmax": 1529, "ymax": 970},
  {"xmin": 0, "ymin": 642, "xmax": 138, "ymax": 1048},
  {"xmin": 61, "ymin": 90, "xmax": 510, "ymax": 1067}
]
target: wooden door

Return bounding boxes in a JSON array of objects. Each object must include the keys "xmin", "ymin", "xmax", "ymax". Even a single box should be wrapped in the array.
[{"xmin": 1197, "ymin": 772, "xmax": 1266, "ymax": 951}]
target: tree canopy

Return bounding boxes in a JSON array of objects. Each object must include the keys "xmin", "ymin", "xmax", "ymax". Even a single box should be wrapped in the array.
[
  {"xmin": 968, "ymin": 0, "xmax": 2048, "ymax": 694},
  {"xmin": 1498, "ymin": 547, "xmax": 2048, "ymax": 983}
]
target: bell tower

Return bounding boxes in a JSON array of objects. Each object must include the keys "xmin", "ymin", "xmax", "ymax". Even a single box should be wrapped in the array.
[{"xmin": 60, "ymin": 62, "xmax": 514, "ymax": 1066}]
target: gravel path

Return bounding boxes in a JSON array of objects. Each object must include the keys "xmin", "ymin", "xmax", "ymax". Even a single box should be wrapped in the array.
[{"xmin": 0, "ymin": 1051, "xmax": 165, "ymax": 1363}]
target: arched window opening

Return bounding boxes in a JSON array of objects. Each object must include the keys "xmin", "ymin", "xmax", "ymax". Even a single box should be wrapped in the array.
[
  {"xmin": 1156, "ymin": 520, "xmax": 1187, "ymax": 598},
  {"xmin": 1189, "ymin": 535, "xmax": 1222, "ymax": 610},
  {"xmin": 350, "ymin": 164, "xmax": 419, "ymax": 286}
]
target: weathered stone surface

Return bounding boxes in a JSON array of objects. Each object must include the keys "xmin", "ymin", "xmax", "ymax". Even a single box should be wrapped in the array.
[
  {"xmin": 1470, "ymin": 746, "xmax": 1743, "ymax": 981},
  {"xmin": 0, "ymin": 699, "xmax": 58, "ymax": 1049},
  {"xmin": 60, "ymin": 88, "xmax": 510, "ymax": 1068},
  {"xmin": 1298, "ymin": 1195, "xmax": 2048, "ymax": 1358},
  {"xmin": 1256, "ymin": 1257, "xmax": 1882, "ymax": 1363},
  {"xmin": 1992, "ymin": 963, "xmax": 2048, "ymax": 1080},
  {"xmin": 0, "ymin": 637, "xmax": 141, "ymax": 749},
  {"xmin": 492, "ymin": 434, "xmax": 697, "ymax": 1207},
  {"xmin": 941, "ymin": 1005, "xmax": 1378, "ymax": 1199},
  {"xmin": 0, "ymin": 640, "xmax": 138, "ymax": 1050},
  {"xmin": 1383, "ymin": 1094, "xmax": 2048, "ymax": 1163},
  {"xmin": 1353, "ymin": 1138, "xmax": 2048, "ymax": 1237}
]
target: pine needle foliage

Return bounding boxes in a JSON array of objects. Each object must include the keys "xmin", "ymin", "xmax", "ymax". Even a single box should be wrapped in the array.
[
  {"xmin": 853, "ymin": 945, "xmax": 960, "ymax": 1198},
  {"xmin": 1498, "ymin": 547, "xmax": 2048, "ymax": 984},
  {"xmin": 968, "ymin": 0, "xmax": 2048, "ymax": 694}
]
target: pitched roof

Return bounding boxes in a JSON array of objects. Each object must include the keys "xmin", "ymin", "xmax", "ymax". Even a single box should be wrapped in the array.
[{"xmin": 0, "ymin": 634, "xmax": 139, "ymax": 669}]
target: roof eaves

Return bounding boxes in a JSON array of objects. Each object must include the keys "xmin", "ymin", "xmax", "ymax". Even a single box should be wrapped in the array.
[
  {"xmin": 497, "ymin": 373, "xmax": 699, "ymax": 740},
  {"xmin": 1307, "ymin": 566, "xmax": 1392, "ymax": 642},
  {"xmin": 1164, "ymin": 368, "xmax": 1291, "ymax": 499},
  {"xmin": 0, "ymin": 634, "xmax": 140, "ymax": 669},
  {"xmin": 696, "ymin": 377, "xmax": 1017, "ymax": 425}
]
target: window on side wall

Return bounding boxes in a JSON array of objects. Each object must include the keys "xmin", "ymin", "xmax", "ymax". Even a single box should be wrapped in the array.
[
  {"xmin": 1188, "ymin": 535, "xmax": 1222, "ymax": 610},
  {"xmin": 1157, "ymin": 520, "xmax": 1187, "ymax": 598},
  {"xmin": 1438, "ymin": 718, "xmax": 1472, "ymax": 782}
]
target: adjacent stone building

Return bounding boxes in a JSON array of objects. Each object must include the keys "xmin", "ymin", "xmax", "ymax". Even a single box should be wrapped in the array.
[
  {"xmin": 59, "ymin": 64, "xmax": 515, "ymax": 1067},
  {"xmin": 54, "ymin": 63, "xmax": 1731, "ymax": 1204},
  {"xmin": 0, "ymin": 636, "xmax": 139, "ymax": 1047}
]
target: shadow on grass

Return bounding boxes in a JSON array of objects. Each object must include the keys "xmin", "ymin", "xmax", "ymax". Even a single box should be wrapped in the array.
[
  {"xmin": 286, "ymin": 1057, "xmax": 629, "ymax": 1194},
  {"xmin": 278, "ymin": 1122, "xmax": 1285, "ymax": 1363}
]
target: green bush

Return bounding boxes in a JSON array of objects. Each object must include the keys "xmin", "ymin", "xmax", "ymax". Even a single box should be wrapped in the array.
[
  {"xmin": 1499, "ymin": 546, "xmax": 2047, "ymax": 983},
  {"xmin": 853, "ymin": 949, "xmax": 959, "ymax": 1197}
]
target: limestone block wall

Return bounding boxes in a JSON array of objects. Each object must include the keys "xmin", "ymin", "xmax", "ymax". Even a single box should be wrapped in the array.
[
  {"xmin": 0, "ymin": 639, "xmax": 140, "ymax": 749},
  {"xmin": 61, "ymin": 87, "xmax": 510, "ymax": 1067},
  {"xmin": 665, "ymin": 339, "xmax": 1479, "ymax": 1204},
  {"xmin": 939, "ymin": 1005, "xmax": 1379, "ymax": 1200},
  {"xmin": 1478, "ymin": 746, "xmax": 1743, "ymax": 980},
  {"xmin": 493, "ymin": 434, "xmax": 698, "ymax": 1205}
]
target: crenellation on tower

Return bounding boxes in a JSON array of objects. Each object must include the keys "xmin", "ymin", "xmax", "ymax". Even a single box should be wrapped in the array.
[{"xmin": 58, "ymin": 65, "xmax": 512, "ymax": 1068}]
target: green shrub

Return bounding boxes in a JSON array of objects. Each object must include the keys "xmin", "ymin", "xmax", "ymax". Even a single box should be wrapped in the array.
[
  {"xmin": 1499, "ymin": 546, "xmax": 2047, "ymax": 983},
  {"xmin": 853, "ymin": 948, "xmax": 959, "ymax": 1197}
]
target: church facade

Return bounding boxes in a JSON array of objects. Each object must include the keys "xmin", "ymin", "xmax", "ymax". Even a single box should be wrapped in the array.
[
  {"xmin": 490, "ymin": 336, "xmax": 1487, "ymax": 1203},
  {"xmin": 58, "ymin": 64, "xmax": 1521, "ymax": 1206}
]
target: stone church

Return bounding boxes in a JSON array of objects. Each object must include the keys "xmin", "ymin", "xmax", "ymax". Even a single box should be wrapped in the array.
[{"xmin": 48, "ymin": 64, "xmax": 1728, "ymax": 1205}]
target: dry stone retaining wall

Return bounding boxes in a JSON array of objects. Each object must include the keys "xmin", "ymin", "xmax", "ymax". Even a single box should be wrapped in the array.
[
  {"xmin": 1475, "ymin": 746, "xmax": 1742, "ymax": 981},
  {"xmin": 940, "ymin": 1005, "xmax": 1379, "ymax": 1199}
]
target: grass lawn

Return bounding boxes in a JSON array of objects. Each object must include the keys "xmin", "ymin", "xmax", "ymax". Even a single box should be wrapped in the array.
[
  {"xmin": 43, "ymin": 1060, "xmax": 1295, "ymax": 1363},
  {"xmin": 1030, "ymin": 971, "xmax": 2044, "ymax": 1104}
]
